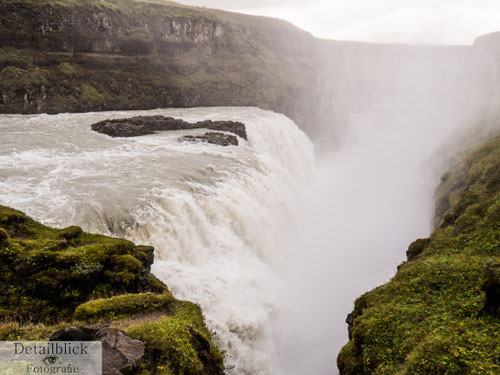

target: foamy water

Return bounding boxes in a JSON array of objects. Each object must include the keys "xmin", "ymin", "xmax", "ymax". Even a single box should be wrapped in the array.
[
  {"xmin": 0, "ymin": 107, "xmax": 316, "ymax": 374},
  {"xmin": 1, "ymin": 105, "xmax": 471, "ymax": 374}
]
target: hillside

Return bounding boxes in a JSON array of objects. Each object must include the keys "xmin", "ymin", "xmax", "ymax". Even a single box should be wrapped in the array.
[
  {"xmin": 3, "ymin": 0, "xmax": 500, "ymax": 142},
  {"xmin": 0, "ymin": 0, "xmax": 318, "ymax": 131},
  {"xmin": 337, "ymin": 135, "xmax": 500, "ymax": 374},
  {"xmin": 0, "ymin": 204, "xmax": 224, "ymax": 374}
]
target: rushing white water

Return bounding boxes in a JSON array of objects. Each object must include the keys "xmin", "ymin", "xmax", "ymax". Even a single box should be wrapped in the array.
[
  {"xmin": 0, "ymin": 105, "xmax": 474, "ymax": 374},
  {"xmin": 0, "ymin": 107, "xmax": 315, "ymax": 374}
]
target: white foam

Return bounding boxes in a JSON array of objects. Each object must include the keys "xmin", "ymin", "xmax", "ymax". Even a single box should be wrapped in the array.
[{"xmin": 0, "ymin": 107, "xmax": 315, "ymax": 374}]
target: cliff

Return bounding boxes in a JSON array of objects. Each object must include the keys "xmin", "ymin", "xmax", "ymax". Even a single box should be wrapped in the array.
[
  {"xmin": 0, "ymin": 204, "xmax": 224, "ymax": 374},
  {"xmin": 0, "ymin": 0, "xmax": 318, "ymax": 133},
  {"xmin": 337, "ymin": 135, "xmax": 500, "ymax": 374},
  {"xmin": 3, "ymin": 0, "xmax": 500, "ymax": 142}
]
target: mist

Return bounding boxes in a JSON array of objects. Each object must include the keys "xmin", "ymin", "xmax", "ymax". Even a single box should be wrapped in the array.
[
  {"xmin": 269, "ymin": 32, "xmax": 500, "ymax": 374},
  {"xmin": 180, "ymin": 0, "xmax": 500, "ymax": 45}
]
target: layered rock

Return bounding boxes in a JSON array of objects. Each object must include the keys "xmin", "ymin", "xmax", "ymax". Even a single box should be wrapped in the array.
[{"xmin": 0, "ymin": 0, "xmax": 316, "ymax": 135}]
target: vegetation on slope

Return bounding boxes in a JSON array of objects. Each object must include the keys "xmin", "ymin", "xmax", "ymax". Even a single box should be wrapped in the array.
[
  {"xmin": 0, "ymin": 0, "xmax": 316, "ymax": 130},
  {"xmin": 337, "ymin": 135, "xmax": 500, "ymax": 374},
  {"xmin": 0, "ymin": 205, "xmax": 224, "ymax": 374}
]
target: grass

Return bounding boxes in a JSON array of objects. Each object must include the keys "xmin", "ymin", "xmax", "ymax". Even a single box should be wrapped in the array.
[
  {"xmin": 0, "ymin": 205, "xmax": 167, "ymax": 323},
  {"xmin": 74, "ymin": 292, "xmax": 174, "ymax": 321},
  {"xmin": 0, "ymin": 204, "xmax": 224, "ymax": 373},
  {"xmin": 338, "ymin": 135, "xmax": 500, "ymax": 374},
  {"xmin": 127, "ymin": 300, "xmax": 224, "ymax": 375}
]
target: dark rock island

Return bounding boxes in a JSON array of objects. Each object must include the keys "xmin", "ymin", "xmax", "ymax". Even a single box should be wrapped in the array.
[
  {"xmin": 181, "ymin": 132, "xmax": 240, "ymax": 146},
  {"xmin": 91, "ymin": 115, "xmax": 246, "ymax": 146}
]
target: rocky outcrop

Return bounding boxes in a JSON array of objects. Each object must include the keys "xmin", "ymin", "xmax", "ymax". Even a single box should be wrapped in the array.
[
  {"xmin": 338, "ymin": 135, "xmax": 500, "ymax": 374},
  {"xmin": 181, "ymin": 132, "xmax": 239, "ymax": 146},
  {"xmin": 0, "ymin": 205, "xmax": 166, "ymax": 322},
  {"xmin": 0, "ymin": 205, "xmax": 224, "ymax": 374},
  {"xmin": 91, "ymin": 115, "xmax": 247, "ymax": 140},
  {"xmin": 51, "ymin": 324, "xmax": 145, "ymax": 375}
]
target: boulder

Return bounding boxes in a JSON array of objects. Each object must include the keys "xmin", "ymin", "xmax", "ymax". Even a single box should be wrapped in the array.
[{"xmin": 50, "ymin": 324, "xmax": 145, "ymax": 375}]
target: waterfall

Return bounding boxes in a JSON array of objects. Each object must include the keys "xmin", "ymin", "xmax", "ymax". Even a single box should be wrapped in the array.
[
  {"xmin": 0, "ymin": 104, "xmax": 478, "ymax": 374},
  {"xmin": 0, "ymin": 107, "xmax": 315, "ymax": 374}
]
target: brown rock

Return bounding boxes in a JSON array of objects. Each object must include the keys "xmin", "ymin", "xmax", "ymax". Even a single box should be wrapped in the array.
[{"xmin": 50, "ymin": 324, "xmax": 145, "ymax": 375}]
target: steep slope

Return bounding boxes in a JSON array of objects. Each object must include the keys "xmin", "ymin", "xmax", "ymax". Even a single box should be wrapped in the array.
[
  {"xmin": 337, "ymin": 135, "xmax": 500, "ymax": 374},
  {"xmin": 3, "ymin": 0, "xmax": 500, "ymax": 142},
  {"xmin": 0, "ymin": 0, "xmax": 318, "ymax": 131},
  {"xmin": 0, "ymin": 204, "xmax": 224, "ymax": 374}
]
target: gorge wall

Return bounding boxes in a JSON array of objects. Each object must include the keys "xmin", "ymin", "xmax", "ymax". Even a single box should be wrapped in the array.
[
  {"xmin": 337, "ymin": 135, "xmax": 500, "ymax": 374},
  {"xmin": 2, "ymin": 0, "xmax": 500, "ymax": 142},
  {"xmin": 0, "ymin": 0, "xmax": 318, "ymax": 133}
]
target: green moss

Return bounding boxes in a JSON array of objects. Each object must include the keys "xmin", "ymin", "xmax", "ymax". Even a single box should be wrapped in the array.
[
  {"xmin": 0, "ymin": 205, "xmax": 167, "ymax": 322},
  {"xmin": 57, "ymin": 62, "xmax": 79, "ymax": 77},
  {"xmin": 338, "ymin": 135, "xmax": 500, "ymax": 374},
  {"xmin": 79, "ymin": 83, "xmax": 105, "ymax": 103},
  {"xmin": 111, "ymin": 254, "xmax": 142, "ymax": 271},
  {"xmin": 74, "ymin": 292, "xmax": 174, "ymax": 321},
  {"xmin": 0, "ymin": 228, "xmax": 9, "ymax": 248},
  {"xmin": 0, "ymin": 321, "xmax": 70, "ymax": 341},
  {"xmin": 0, "ymin": 205, "xmax": 224, "ymax": 372},
  {"xmin": 406, "ymin": 238, "xmax": 431, "ymax": 261},
  {"xmin": 127, "ymin": 300, "xmax": 224, "ymax": 375},
  {"xmin": 0, "ymin": 66, "xmax": 48, "ymax": 93}
]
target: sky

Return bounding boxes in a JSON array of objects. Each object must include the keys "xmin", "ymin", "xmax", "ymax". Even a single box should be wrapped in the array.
[{"xmin": 176, "ymin": 0, "xmax": 500, "ymax": 45}]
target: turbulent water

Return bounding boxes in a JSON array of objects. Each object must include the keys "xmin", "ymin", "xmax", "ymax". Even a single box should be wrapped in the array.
[
  {"xmin": 0, "ymin": 107, "xmax": 315, "ymax": 374},
  {"xmin": 0, "ymin": 106, "xmax": 468, "ymax": 374}
]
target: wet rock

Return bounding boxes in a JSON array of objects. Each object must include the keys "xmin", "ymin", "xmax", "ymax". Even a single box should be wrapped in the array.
[
  {"xmin": 50, "ymin": 324, "xmax": 145, "ymax": 375},
  {"xmin": 91, "ymin": 115, "xmax": 247, "ymax": 140},
  {"xmin": 406, "ymin": 238, "xmax": 431, "ymax": 261},
  {"xmin": 480, "ymin": 262, "xmax": 500, "ymax": 317},
  {"xmin": 0, "ymin": 228, "xmax": 9, "ymax": 248},
  {"xmin": 181, "ymin": 131, "xmax": 238, "ymax": 146}
]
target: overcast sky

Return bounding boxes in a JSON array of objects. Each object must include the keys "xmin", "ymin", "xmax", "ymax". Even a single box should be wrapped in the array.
[{"xmin": 177, "ymin": 0, "xmax": 500, "ymax": 45}]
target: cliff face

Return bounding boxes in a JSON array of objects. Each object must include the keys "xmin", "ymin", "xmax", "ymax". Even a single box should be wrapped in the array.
[
  {"xmin": 0, "ymin": 204, "xmax": 224, "ymax": 374},
  {"xmin": 3, "ymin": 0, "xmax": 499, "ymax": 142},
  {"xmin": 0, "ymin": 0, "xmax": 318, "ymax": 134},
  {"xmin": 337, "ymin": 135, "xmax": 500, "ymax": 374}
]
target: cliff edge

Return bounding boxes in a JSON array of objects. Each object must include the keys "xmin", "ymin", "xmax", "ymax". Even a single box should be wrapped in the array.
[
  {"xmin": 0, "ymin": 204, "xmax": 224, "ymax": 374},
  {"xmin": 0, "ymin": 0, "xmax": 317, "ymax": 131},
  {"xmin": 337, "ymin": 135, "xmax": 500, "ymax": 374}
]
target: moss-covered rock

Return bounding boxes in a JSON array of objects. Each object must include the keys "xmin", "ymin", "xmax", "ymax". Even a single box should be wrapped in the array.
[
  {"xmin": 127, "ymin": 301, "xmax": 224, "ymax": 375},
  {"xmin": 338, "ymin": 135, "xmax": 500, "ymax": 374},
  {"xmin": 0, "ymin": 205, "xmax": 166, "ymax": 322},
  {"xmin": 75, "ymin": 292, "xmax": 174, "ymax": 322},
  {"xmin": 0, "ymin": 205, "xmax": 224, "ymax": 374}
]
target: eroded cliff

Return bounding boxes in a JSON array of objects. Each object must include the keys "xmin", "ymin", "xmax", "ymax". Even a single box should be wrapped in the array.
[
  {"xmin": 0, "ymin": 0, "xmax": 318, "ymax": 134},
  {"xmin": 337, "ymin": 135, "xmax": 500, "ymax": 374},
  {"xmin": 0, "ymin": 204, "xmax": 224, "ymax": 374},
  {"xmin": 4, "ymin": 0, "xmax": 500, "ymax": 143}
]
